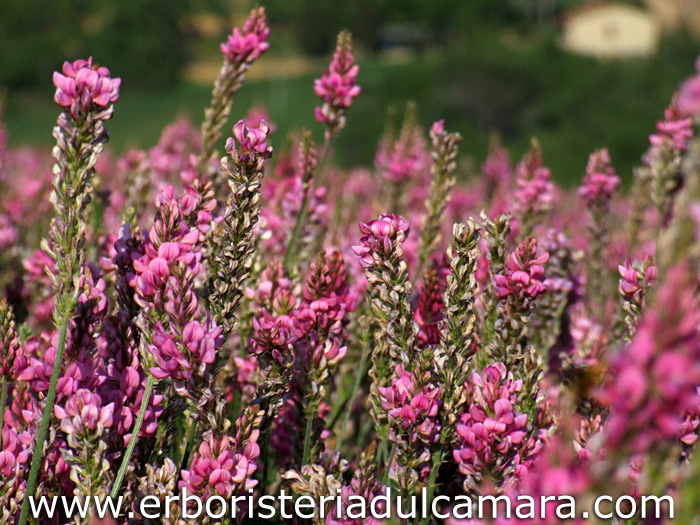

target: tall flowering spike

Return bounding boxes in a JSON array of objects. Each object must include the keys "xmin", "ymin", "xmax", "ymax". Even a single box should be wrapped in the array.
[
  {"xmin": 0, "ymin": 299, "xmax": 20, "ymax": 383},
  {"xmin": 292, "ymin": 250, "xmax": 354, "ymax": 465},
  {"xmin": 209, "ymin": 120, "xmax": 272, "ymax": 336},
  {"xmin": 377, "ymin": 363, "xmax": 442, "ymax": 494},
  {"xmin": 628, "ymin": 93, "xmax": 694, "ymax": 249},
  {"xmin": 579, "ymin": 149, "xmax": 619, "ymax": 316},
  {"xmin": 375, "ymin": 103, "xmax": 430, "ymax": 196},
  {"xmin": 435, "ymin": 221, "xmax": 480, "ymax": 440},
  {"xmin": 482, "ymin": 134, "xmax": 512, "ymax": 199},
  {"xmin": 19, "ymin": 58, "xmax": 119, "ymax": 525},
  {"xmin": 648, "ymin": 97, "xmax": 695, "ymax": 228},
  {"xmin": 110, "ymin": 185, "xmax": 227, "ymax": 500},
  {"xmin": 314, "ymin": 30, "xmax": 361, "ymax": 142},
  {"xmin": 453, "ymin": 362, "xmax": 549, "ymax": 491},
  {"xmin": 599, "ymin": 264, "xmax": 700, "ymax": 457},
  {"xmin": 44, "ymin": 57, "xmax": 119, "ymax": 305},
  {"xmin": 130, "ymin": 185, "xmax": 227, "ymax": 393},
  {"xmin": 489, "ymin": 237, "xmax": 549, "ymax": 399},
  {"xmin": 417, "ymin": 120, "xmax": 462, "ymax": 272},
  {"xmin": 352, "ymin": 214, "xmax": 416, "ymax": 429},
  {"xmin": 513, "ymin": 139, "xmax": 555, "ymax": 237},
  {"xmin": 198, "ymin": 6, "xmax": 270, "ymax": 185},
  {"xmin": 618, "ymin": 255, "xmax": 658, "ymax": 341},
  {"xmin": 283, "ymin": 128, "xmax": 321, "ymax": 271}
]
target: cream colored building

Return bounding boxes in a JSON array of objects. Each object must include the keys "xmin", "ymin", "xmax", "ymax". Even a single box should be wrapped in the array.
[{"xmin": 562, "ymin": 3, "xmax": 661, "ymax": 58}]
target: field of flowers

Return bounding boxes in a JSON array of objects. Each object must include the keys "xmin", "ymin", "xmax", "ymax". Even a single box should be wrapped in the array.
[{"xmin": 3, "ymin": 5, "xmax": 700, "ymax": 524}]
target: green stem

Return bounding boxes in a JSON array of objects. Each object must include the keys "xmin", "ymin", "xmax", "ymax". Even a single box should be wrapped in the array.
[
  {"xmin": 421, "ymin": 449, "xmax": 444, "ymax": 525},
  {"xmin": 381, "ymin": 443, "xmax": 396, "ymax": 488},
  {"xmin": 178, "ymin": 417, "xmax": 198, "ymax": 474},
  {"xmin": 335, "ymin": 342, "xmax": 369, "ymax": 452},
  {"xmin": 260, "ymin": 429, "xmax": 272, "ymax": 493},
  {"xmin": 110, "ymin": 374, "xmax": 155, "ymax": 499},
  {"xmin": 283, "ymin": 184, "xmax": 312, "ymax": 271},
  {"xmin": 301, "ymin": 404, "xmax": 316, "ymax": 467},
  {"xmin": 18, "ymin": 301, "xmax": 74, "ymax": 525},
  {"xmin": 283, "ymin": 142, "xmax": 331, "ymax": 271}
]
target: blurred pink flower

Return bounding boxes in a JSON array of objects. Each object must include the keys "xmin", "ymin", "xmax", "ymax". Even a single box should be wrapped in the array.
[
  {"xmin": 314, "ymin": 31, "xmax": 361, "ymax": 140},
  {"xmin": 578, "ymin": 148, "xmax": 619, "ymax": 204},
  {"xmin": 220, "ymin": 7, "xmax": 270, "ymax": 63}
]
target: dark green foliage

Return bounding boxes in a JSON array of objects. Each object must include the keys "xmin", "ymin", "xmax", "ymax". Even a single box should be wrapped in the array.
[{"xmin": 0, "ymin": 0, "xmax": 198, "ymax": 89}]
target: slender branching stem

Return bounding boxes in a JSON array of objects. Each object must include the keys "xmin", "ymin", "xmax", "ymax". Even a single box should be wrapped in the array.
[
  {"xmin": 19, "ymin": 300, "xmax": 74, "ymax": 525},
  {"xmin": 110, "ymin": 374, "xmax": 155, "ymax": 499}
]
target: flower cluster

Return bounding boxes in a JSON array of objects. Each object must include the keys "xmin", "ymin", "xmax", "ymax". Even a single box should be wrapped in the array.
[
  {"xmin": 678, "ymin": 56, "xmax": 700, "ymax": 117},
  {"xmin": 180, "ymin": 433, "xmax": 258, "ymax": 499},
  {"xmin": 513, "ymin": 140, "xmax": 555, "ymax": 232},
  {"xmin": 453, "ymin": 363, "xmax": 546, "ymax": 489},
  {"xmin": 494, "ymin": 237, "xmax": 549, "ymax": 300},
  {"xmin": 54, "ymin": 389, "xmax": 114, "ymax": 440},
  {"xmin": 378, "ymin": 365, "xmax": 441, "ymax": 444},
  {"xmin": 220, "ymin": 7, "xmax": 270, "ymax": 63},
  {"xmin": 650, "ymin": 99, "xmax": 693, "ymax": 152},
  {"xmin": 375, "ymin": 114, "xmax": 430, "ymax": 186},
  {"xmin": 353, "ymin": 213, "xmax": 410, "ymax": 269},
  {"xmin": 227, "ymin": 119, "xmax": 273, "ymax": 165},
  {"xmin": 53, "ymin": 57, "xmax": 120, "ymax": 119},
  {"xmin": 314, "ymin": 30, "xmax": 361, "ymax": 140},
  {"xmin": 578, "ymin": 148, "xmax": 620, "ymax": 205}
]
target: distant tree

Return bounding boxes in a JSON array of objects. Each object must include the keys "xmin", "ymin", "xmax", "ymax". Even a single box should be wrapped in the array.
[{"xmin": 0, "ymin": 0, "xmax": 205, "ymax": 89}]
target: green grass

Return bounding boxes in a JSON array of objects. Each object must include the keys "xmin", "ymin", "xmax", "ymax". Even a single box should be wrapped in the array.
[{"xmin": 4, "ymin": 31, "xmax": 698, "ymax": 187}]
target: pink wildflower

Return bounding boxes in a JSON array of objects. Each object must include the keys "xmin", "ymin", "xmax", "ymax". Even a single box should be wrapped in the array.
[
  {"xmin": 54, "ymin": 389, "xmax": 114, "ymax": 436},
  {"xmin": 220, "ymin": 7, "xmax": 270, "ymax": 63},
  {"xmin": 149, "ymin": 318, "xmax": 222, "ymax": 382},
  {"xmin": 677, "ymin": 56, "xmax": 700, "ymax": 117},
  {"xmin": 352, "ymin": 213, "xmax": 410, "ymax": 269},
  {"xmin": 453, "ymin": 363, "xmax": 546, "ymax": 486},
  {"xmin": 578, "ymin": 148, "xmax": 619, "ymax": 204},
  {"xmin": 598, "ymin": 265, "xmax": 700, "ymax": 454},
  {"xmin": 314, "ymin": 31, "xmax": 361, "ymax": 140},
  {"xmin": 378, "ymin": 364, "xmax": 441, "ymax": 444},
  {"xmin": 493, "ymin": 237, "xmax": 549, "ymax": 300},
  {"xmin": 53, "ymin": 57, "xmax": 120, "ymax": 119},
  {"xmin": 227, "ymin": 119, "xmax": 273, "ymax": 163},
  {"xmin": 180, "ymin": 433, "xmax": 259, "ymax": 500},
  {"xmin": 650, "ymin": 97, "xmax": 694, "ymax": 152},
  {"xmin": 513, "ymin": 142, "xmax": 555, "ymax": 219},
  {"xmin": 617, "ymin": 255, "xmax": 658, "ymax": 299}
]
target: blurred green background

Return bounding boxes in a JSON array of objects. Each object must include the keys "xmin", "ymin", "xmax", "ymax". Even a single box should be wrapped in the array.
[{"xmin": 1, "ymin": 0, "xmax": 699, "ymax": 185}]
